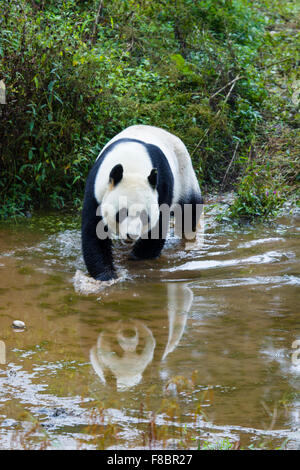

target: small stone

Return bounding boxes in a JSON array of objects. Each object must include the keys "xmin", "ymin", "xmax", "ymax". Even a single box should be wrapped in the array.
[{"xmin": 12, "ymin": 320, "xmax": 26, "ymax": 330}]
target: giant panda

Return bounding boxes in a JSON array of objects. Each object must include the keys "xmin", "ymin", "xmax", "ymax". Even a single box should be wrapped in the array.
[{"xmin": 81, "ymin": 125, "xmax": 203, "ymax": 281}]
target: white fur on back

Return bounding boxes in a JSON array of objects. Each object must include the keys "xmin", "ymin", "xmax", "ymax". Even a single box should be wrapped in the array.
[{"xmin": 94, "ymin": 125, "xmax": 200, "ymax": 203}]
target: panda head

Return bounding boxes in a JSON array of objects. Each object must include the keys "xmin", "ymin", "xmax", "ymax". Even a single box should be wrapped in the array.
[{"xmin": 101, "ymin": 164, "xmax": 159, "ymax": 241}]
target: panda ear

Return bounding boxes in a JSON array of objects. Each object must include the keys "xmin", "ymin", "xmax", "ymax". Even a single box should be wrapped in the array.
[
  {"xmin": 148, "ymin": 168, "xmax": 158, "ymax": 189},
  {"xmin": 109, "ymin": 164, "xmax": 123, "ymax": 186}
]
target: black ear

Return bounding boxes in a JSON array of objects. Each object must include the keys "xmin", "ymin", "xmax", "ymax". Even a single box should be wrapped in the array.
[
  {"xmin": 109, "ymin": 164, "xmax": 123, "ymax": 186},
  {"xmin": 148, "ymin": 168, "xmax": 158, "ymax": 189}
]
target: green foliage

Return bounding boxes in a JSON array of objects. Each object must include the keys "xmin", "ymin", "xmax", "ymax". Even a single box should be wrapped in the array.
[
  {"xmin": 224, "ymin": 163, "xmax": 285, "ymax": 221},
  {"xmin": 226, "ymin": 0, "xmax": 300, "ymax": 221},
  {"xmin": 0, "ymin": 0, "xmax": 296, "ymax": 220}
]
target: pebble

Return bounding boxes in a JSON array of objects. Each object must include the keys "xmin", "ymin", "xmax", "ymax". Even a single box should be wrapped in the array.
[{"xmin": 12, "ymin": 320, "xmax": 26, "ymax": 330}]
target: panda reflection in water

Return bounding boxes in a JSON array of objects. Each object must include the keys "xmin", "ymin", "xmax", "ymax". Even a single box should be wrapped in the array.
[{"xmin": 81, "ymin": 125, "xmax": 203, "ymax": 281}]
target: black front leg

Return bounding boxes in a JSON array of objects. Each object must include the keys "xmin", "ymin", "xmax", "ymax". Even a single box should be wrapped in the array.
[
  {"xmin": 130, "ymin": 212, "xmax": 168, "ymax": 260},
  {"xmin": 81, "ymin": 195, "xmax": 117, "ymax": 281},
  {"xmin": 82, "ymin": 219, "xmax": 117, "ymax": 281},
  {"xmin": 130, "ymin": 237, "xmax": 166, "ymax": 260}
]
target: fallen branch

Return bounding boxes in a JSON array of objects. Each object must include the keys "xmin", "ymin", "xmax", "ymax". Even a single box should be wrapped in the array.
[
  {"xmin": 191, "ymin": 75, "xmax": 241, "ymax": 158},
  {"xmin": 265, "ymin": 57, "xmax": 293, "ymax": 69},
  {"xmin": 221, "ymin": 140, "xmax": 240, "ymax": 189},
  {"xmin": 126, "ymin": 34, "xmax": 135, "ymax": 52},
  {"xmin": 209, "ymin": 75, "xmax": 244, "ymax": 100},
  {"xmin": 91, "ymin": 0, "xmax": 104, "ymax": 44},
  {"xmin": 223, "ymin": 74, "xmax": 241, "ymax": 104}
]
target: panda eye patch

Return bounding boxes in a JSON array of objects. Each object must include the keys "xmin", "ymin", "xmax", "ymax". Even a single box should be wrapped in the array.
[{"xmin": 116, "ymin": 208, "xmax": 128, "ymax": 224}]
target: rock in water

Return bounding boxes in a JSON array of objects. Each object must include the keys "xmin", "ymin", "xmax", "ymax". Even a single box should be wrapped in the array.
[{"xmin": 12, "ymin": 320, "xmax": 26, "ymax": 329}]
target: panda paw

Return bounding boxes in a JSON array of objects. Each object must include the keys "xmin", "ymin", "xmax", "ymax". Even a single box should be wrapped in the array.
[{"xmin": 94, "ymin": 270, "xmax": 118, "ymax": 281}]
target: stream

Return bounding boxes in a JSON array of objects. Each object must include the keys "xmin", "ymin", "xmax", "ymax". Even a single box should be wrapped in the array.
[{"xmin": 0, "ymin": 199, "xmax": 299, "ymax": 449}]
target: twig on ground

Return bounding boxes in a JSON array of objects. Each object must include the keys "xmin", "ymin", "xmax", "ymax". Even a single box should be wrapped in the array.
[
  {"xmin": 91, "ymin": 0, "xmax": 104, "ymax": 44},
  {"xmin": 221, "ymin": 140, "xmax": 240, "ymax": 189},
  {"xmin": 192, "ymin": 75, "xmax": 241, "ymax": 158},
  {"xmin": 209, "ymin": 75, "xmax": 244, "ymax": 100}
]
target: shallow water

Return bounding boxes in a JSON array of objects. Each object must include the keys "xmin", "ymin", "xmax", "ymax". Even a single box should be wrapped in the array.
[{"xmin": 0, "ymin": 203, "xmax": 299, "ymax": 449}]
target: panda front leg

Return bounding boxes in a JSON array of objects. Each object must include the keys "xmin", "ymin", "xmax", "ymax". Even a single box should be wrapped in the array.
[
  {"xmin": 82, "ymin": 215, "xmax": 117, "ymax": 281},
  {"xmin": 130, "ymin": 238, "xmax": 166, "ymax": 261},
  {"xmin": 129, "ymin": 212, "xmax": 168, "ymax": 260}
]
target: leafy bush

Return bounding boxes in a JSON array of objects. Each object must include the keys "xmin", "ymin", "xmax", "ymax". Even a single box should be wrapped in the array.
[
  {"xmin": 0, "ymin": 0, "xmax": 274, "ymax": 218},
  {"xmin": 224, "ymin": 163, "xmax": 286, "ymax": 221}
]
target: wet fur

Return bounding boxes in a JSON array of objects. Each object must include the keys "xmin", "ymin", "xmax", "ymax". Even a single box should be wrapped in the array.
[{"xmin": 81, "ymin": 126, "xmax": 202, "ymax": 280}]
